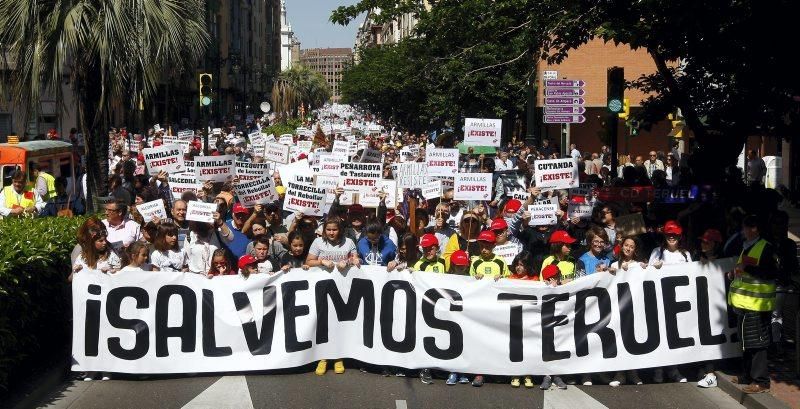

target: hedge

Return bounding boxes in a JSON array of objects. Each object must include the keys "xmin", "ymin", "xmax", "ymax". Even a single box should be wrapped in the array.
[{"xmin": 0, "ymin": 216, "xmax": 88, "ymax": 391}]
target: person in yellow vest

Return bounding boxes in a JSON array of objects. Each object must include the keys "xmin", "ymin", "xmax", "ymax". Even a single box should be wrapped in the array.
[
  {"xmin": 31, "ymin": 163, "xmax": 57, "ymax": 202},
  {"xmin": 540, "ymin": 230, "xmax": 577, "ymax": 282},
  {"xmin": 469, "ymin": 230, "xmax": 511, "ymax": 280},
  {"xmin": 728, "ymin": 215, "xmax": 778, "ymax": 394},
  {"xmin": 0, "ymin": 170, "xmax": 45, "ymax": 218},
  {"xmin": 411, "ymin": 234, "xmax": 447, "ymax": 273}
]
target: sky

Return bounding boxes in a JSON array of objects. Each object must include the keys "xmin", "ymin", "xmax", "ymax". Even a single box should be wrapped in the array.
[{"xmin": 287, "ymin": 0, "xmax": 361, "ymax": 50}]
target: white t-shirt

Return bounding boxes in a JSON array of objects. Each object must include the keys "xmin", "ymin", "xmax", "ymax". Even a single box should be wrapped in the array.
[
  {"xmin": 184, "ymin": 238, "xmax": 218, "ymax": 274},
  {"xmin": 308, "ymin": 237, "xmax": 357, "ymax": 263},
  {"xmin": 74, "ymin": 252, "xmax": 122, "ymax": 273},
  {"xmin": 151, "ymin": 248, "xmax": 187, "ymax": 272},
  {"xmin": 648, "ymin": 247, "xmax": 692, "ymax": 265}
]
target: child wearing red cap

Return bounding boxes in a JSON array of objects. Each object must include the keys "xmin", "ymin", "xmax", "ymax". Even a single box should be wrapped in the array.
[
  {"xmin": 468, "ymin": 230, "xmax": 511, "ymax": 281},
  {"xmin": 540, "ymin": 230, "xmax": 577, "ymax": 282},
  {"xmin": 411, "ymin": 234, "xmax": 447, "ymax": 273},
  {"xmin": 539, "ymin": 263, "xmax": 569, "ymax": 391}
]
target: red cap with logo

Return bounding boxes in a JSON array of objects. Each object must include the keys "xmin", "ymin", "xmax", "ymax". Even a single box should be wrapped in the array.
[
  {"xmin": 504, "ymin": 199, "xmax": 522, "ymax": 213},
  {"xmin": 477, "ymin": 230, "xmax": 497, "ymax": 244},
  {"xmin": 490, "ymin": 218, "xmax": 508, "ymax": 231},
  {"xmin": 451, "ymin": 250, "xmax": 470, "ymax": 266},
  {"xmin": 238, "ymin": 255, "xmax": 257, "ymax": 270},
  {"xmin": 232, "ymin": 203, "xmax": 250, "ymax": 215},
  {"xmin": 549, "ymin": 230, "xmax": 576, "ymax": 244},
  {"xmin": 541, "ymin": 264, "xmax": 560, "ymax": 281},
  {"xmin": 663, "ymin": 220, "xmax": 683, "ymax": 236},
  {"xmin": 420, "ymin": 234, "xmax": 439, "ymax": 248}
]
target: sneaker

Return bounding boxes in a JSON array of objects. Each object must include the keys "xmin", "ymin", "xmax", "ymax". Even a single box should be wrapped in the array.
[
  {"xmin": 553, "ymin": 376, "xmax": 568, "ymax": 389},
  {"xmin": 83, "ymin": 376, "xmax": 93, "ymax": 382},
  {"xmin": 583, "ymin": 380, "xmax": 593, "ymax": 386},
  {"xmin": 609, "ymin": 380, "xmax": 621, "ymax": 387},
  {"xmin": 472, "ymin": 375, "xmax": 484, "ymax": 387},
  {"xmin": 334, "ymin": 360, "xmax": 345, "ymax": 374},
  {"xmin": 540, "ymin": 375, "xmax": 553, "ymax": 390},
  {"xmin": 360, "ymin": 367, "xmax": 369, "ymax": 373},
  {"xmin": 420, "ymin": 369, "xmax": 434, "ymax": 384},
  {"xmin": 315, "ymin": 360, "xmax": 327, "ymax": 376},
  {"xmin": 667, "ymin": 369, "xmax": 686, "ymax": 383},
  {"xmin": 446, "ymin": 373, "xmax": 458, "ymax": 385},
  {"xmin": 101, "ymin": 373, "xmax": 111, "ymax": 381},
  {"xmin": 511, "ymin": 377, "xmax": 521, "ymax": 388},
  {"xmin": 524, "ymin": 376, "xmax": 534, "ymax": 388},
  {"xmin": 697, "ymin": 373, "xmax": 717, "ymax": 388},
  {"xmin": 395, "ymin": 371, "xmax": 406, "ymax": 377},
  {"xmin": 458, "ymin": 376, "xmax": 470, "ymax": 384},
  {"xmin": 742, "ymin": 383, "xmax": 770, "ymax": 394},
  {"xmin": 381, "ymin": 368, "xmax": 392, "ymax": 377}
]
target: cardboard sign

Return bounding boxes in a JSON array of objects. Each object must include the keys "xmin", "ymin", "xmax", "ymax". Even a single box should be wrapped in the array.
[
  {"xmin": 392, "ymin": 162, "xmax": 429, "ymax": 188},
  {"xmin": 493, "ymin": 242, "xmax": 521, "ymax": 266},
  {"xmin": 528, "ymin": 204, "xmax": 559, "ymax": 226},
  {"xmin": 430, "ymin": 176, "xmax": 455, "ymax": 192},
  {"xmin": 421, "ymin": 180, "xmax": 443, "ymax": 200},
  {"xmin": 360, "ymin": 148, "xmax": 383, "ymax": 163},
  {"xmin": 533, "ymin": 195, "xmax": 560, "ymax": 207},
  {"xmin": 277, "ymin": 159, "xmax": 310, "ymax": 185},
  {"xmin": 186, "ymin": 201, "xmax": 216, "ymax": 223},
  {"xmin": 279, "ymin": 134, "xmax": 294, "ymax": 145},
  {"xmin": 212, "ymin": 128, "xmax": 222, "ymax": 135},
  {"xmin": 357, "ymin": 140, "xmax": 369, "ymax": 151},
  {"xmin": 264, "ymin": 141, "xmax": 291, "ymax": 164},
  {"xmin": 464, "ymin": 118, "xmax": 502, "ymax": 147},
  {"xmin": 454, "ymin": 173, "xmax": 493, "ymax": 201},
  {"xmin": 534, "ymin": 158, "xmax": 579, "ymax": 189},
  {"xmin": 615, "ymin": 213, "xmax": 647, "ymax": 237},
  {"xmin": 194, "ymin": 155, "xmax": 235, "ymax": 182},
  {"xmin": 399, "ymin": 146, "xmax": 414, "ymax": 162},
  {"xmin": 136, "ymin": 199, "xmax": 167, "ymax": 223},
  {"xmin": 178, "ymin": 130, "xmax": 194, "ymax": 139},
  {"xmin": 567, "ymin": 202, "xmax": 594, "ymax": 220},
  {"xmin": 332, "ymin": 140, "xmax": 350, "ymax": 159},
  {"xmin": 168, "ymin": 173, "xmax": 201, "ymax": 200},
  {"xmin": 142, "ymin": 144, "xmax": 185, "ymax": 174},
  {"xmin": 236, "ymin": 177, "xmax": 279, "ymax": 207},
  {"xmin": 236, "ymin": 161, "xmax": 272, "ymax": 182},
  {"xmin": 284, "ymin": 181, "xmax": 327, "ymax": 216},
  {"xmin": 338, "ymin": 162, "xmax": 382, "ymax": 193},
  {"xmin": 425, "ymin": 148, "xmax": 459, "ymax": 176},
  {"xmin": 360, "ymin": 180, "xmax": 398, "ymax": 208}
]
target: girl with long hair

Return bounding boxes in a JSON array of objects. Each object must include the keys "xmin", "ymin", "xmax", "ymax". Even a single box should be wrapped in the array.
[
  {"xmin": 150, "ymin": 223, "xmax": 187, "ymax": 272},
  {"xmin": 71, "ymin": 218, "xmax": 121, "ymax": 282}
]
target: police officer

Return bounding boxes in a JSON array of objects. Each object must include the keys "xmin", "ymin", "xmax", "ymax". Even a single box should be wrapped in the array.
[{"xmin": 728, "ymin": 215, "xmax": 777, "ymax": 394}]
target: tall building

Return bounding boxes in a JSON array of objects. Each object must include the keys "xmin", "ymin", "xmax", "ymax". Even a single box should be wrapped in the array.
[
  {"xmin": 279, "ymin": 0, "xmax": 298, "ymax": 72},
  {"xmin": 354, "ymin": 2, "xmax": 431, "ymax": 56},
  {"xmin": 300, "ymin": 48, "xmax": 353, "ymax": 103}
]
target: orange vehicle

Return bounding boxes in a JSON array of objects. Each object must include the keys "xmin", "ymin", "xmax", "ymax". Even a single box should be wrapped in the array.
[{"xmin": 0, "ymin": 140, "xmax": 76, "ymax": 192}]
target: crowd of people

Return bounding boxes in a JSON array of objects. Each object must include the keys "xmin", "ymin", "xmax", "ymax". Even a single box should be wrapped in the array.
[{"xmin": 6, "ymin": 106, "xmax": 792, "ymax": 394}]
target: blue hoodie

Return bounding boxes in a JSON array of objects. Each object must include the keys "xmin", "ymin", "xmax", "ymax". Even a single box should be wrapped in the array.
[{"xmin": 357, "ymin": 235, "xmax": 397, "ymax": 266}]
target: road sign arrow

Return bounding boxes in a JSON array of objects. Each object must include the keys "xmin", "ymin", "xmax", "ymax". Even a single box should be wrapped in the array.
[
  {"xmin": 544, "ymin": 88, "xmax": 586, "ymax": 97},
  {"xmin": 544, "ymin": 106, "xmax": 587, "ymax": 115},
  {"xmin": 543, "ymin": 115, "xmax": 587, "ymax": 124},
  {"xmin": 544, "ymin": 97, "xmax": 585, "ymax": 105},
  {"xmin": 544, "ymin": 79, "xmax": 586, "ymax": 88}
]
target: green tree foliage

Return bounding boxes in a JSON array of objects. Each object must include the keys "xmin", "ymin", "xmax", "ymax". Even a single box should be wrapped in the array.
[
  {"xmin": 273, "ymin": 65, "xmax": 332, "ymax": 122},
  {"xmin": 0, "ymin": 0, "xmax": 209, "ymax": 199}
]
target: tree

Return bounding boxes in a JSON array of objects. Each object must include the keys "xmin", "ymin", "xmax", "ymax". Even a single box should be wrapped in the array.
[
  {"xmin": 272, "ymin": 65, "xmax": 331, "ymax": 122},
  {"xmin": 0, "ymin": 0, "xmax": 209, "ymax": 201}
]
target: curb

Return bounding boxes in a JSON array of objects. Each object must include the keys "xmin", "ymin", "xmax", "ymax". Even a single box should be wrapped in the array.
[
  {"xmin": 10, "ymin": 362, "xmax": 70, "ymax": 409},
  {"xmin": 715, "ymin": 371, "xmax": 791, "ymax": 409}
]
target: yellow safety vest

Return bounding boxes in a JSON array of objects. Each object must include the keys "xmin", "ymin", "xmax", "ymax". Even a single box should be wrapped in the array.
[
  {"xmin": 38, "ymin": 172, "xmax": 57, "ymax": 201},
  {"xmin": 469, "ymin": 255, "xmax": 511, "ymax": 278},
  {"xmin": 728, "ymin": 239, "xmax": 776, "ymax": 312},
  {"xmin": 412, "ymin": 257, "xmax": 447, "ymax": 273},
  {"xmin": 3, "ymin": 186, "xmax": 36, "ymax": 210},
  {"xmin": 541, "ymin": 255, "xmax": 576, "ymax": 280}
]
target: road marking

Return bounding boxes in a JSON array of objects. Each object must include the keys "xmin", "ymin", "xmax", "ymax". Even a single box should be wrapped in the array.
[
  {"xmin": 395, "ymin": 400, "xmax": 408, "ymax": 409},
  {"xmin": 543, "ymin": 387, "xmax": 608, "ymax": 409},
  {"xmin": 788, "ymin": 231, "xmax": 800, "ymax": 244},
  {"xmin": 182, "ymin": 376, "xmax": 254, "ymax": 409}
]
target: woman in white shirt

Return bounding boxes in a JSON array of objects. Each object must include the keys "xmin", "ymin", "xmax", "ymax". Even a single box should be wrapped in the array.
[
  {"xmin": 70, "ymin": 218, "xmax": 122, "ymax": 282},
  {"xmin": 150, "ymin": 223, "xmax": 187, "ymax": 272}
]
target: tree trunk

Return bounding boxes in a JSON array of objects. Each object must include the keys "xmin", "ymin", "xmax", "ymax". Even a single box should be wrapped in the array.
[{"xmin": 76, "ymin": 63, "xmax": 110, "ymax": 210}]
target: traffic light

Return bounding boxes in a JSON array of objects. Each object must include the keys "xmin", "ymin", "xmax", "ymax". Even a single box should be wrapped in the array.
[
  {"xmin": 628, "ymin": 119, "xmax": 640, "ymax": 136},
  {"xmin": 607, "ymin": 67, "xmax": 624, "ymax": 114},
  {"xmin": 618, "ymin": 98, "xmax": 630, "ymax": 120},
  {"xmin": 668, "ymin": 112, "xmax": 685, "ymax": 138},
  {"xmin": 199, "ymin": 73, "xmax": 213, "ymax": 107}
]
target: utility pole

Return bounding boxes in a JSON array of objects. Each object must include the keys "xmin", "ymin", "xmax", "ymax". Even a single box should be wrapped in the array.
[{"xmin": 607, "ymin": 67, "xmax": 624, "ymax": 177}]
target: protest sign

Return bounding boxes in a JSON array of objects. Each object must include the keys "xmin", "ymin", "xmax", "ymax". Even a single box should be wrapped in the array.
[
  {"xmin": 194, "ymin": 155, "xmax": 235, "ymax": 182},
  {"xmin": 178, "ymin": 129, "xmax": 194, "ymax": 139},
  {"xmin": 236, "ymin": 161, "xmax": 272, "ymax": 182},
  {"xmin": 567, "ymin": 202, "xmax": 594, "ymax": 220},
  {"xmin": 528, "ymin": 204, "xmax": 559, "ymax": 226},
  {"xmin": 136, "ymin": 199, "xmax": 167, "ymax": 223},
  {"xmin": 454, "ymin": 173, "xmax": 493, "ymax": 201},
  {"xmin": 430, "ymin": 176, "xmax": 455, "ymax": 191},
  {"xmin": 142, "ymin": 144, "xmax": 185, "ymax": 174},
  {"xmin": 392, "ymin": 162, "xmax": 428, "ymax": 188},
  {"xmin": 464, "ymin": 118, "xmax": 502, "ymax": 147},
  {"xmin": 360, "ymin": 148, "xmax": 383, "ymax": 163},
  {"xmin": 168, "ymin": 173, "xmax": 200, "ymax": 200},
  {"xmin": 72, "ymin": 260, "xmax": 740, "ymax": 375},
  {"xmin": 318, "ymin": 155, "xmax": 342, "ymax": 176},
  {"xmin": 534, "ymin": 158, "xmax": 579, "ymax": 189},
  {"xmin": 332, "ymin": 140, "xmax": 350, "ymax": 159},
  {"xmin": 338, "ymin": 163, "xmax": 382, "ymax": 193},
  {"xmin": 493, "ymin": 242, "xmax": 521, "ymax": 266},
  {"xmin": 615, "ymin": 213, "xmax": 647, "ymax": 237},
  {"xmin": 399, "ymin": 146, "xmax": 414, "ymax": 162},
  {"xmin": 297, "ymin": 140, "xmax": 312, "ymax": 154},
  {"xmin": 421, "ymin": 180, "xmax": 442, "ymax": 200},
  {"xmin": 212, "ymin": 128, "xmax": 222, "ymax": 135},
  {"xmin": 284, "ymin": 181, "xmax": 327, "ymax": 216},
  {"xmin": 279, "ymin": 134, "xmax": 294, "ymax": 145},
  {"xmin": 425, "ymin": 149, "xmax": 459, "ymax": 176},
  {"xmin": 277, "ymin": 159, "xmax": 310, "ymax": 185},
  {"xmin": 264, "ymin": 142, "xmax": 291, "ymax": 164},
  {"xmin": 185, "ymin": 201, "xmax": 216, "ymax": 223},
  {"xmin": 236, "ymin": 177, "xmax": 279, "ymax": 207},
  {"xmin": 357, "ymin": 140, "xmax": 369, "ymax": 151}
]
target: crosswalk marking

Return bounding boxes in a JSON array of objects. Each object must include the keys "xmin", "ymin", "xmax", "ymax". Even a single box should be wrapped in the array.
[
  {"xmin": 182, "ymin": 376, "xmax": 254, "ymax": 409},
  {"xmin": 543, "ymin": 387, "xmax": 608, "ymax": 409},
  {"xmin": 395, "ymin": 400, "xmax": 408, "ymax": 409}
]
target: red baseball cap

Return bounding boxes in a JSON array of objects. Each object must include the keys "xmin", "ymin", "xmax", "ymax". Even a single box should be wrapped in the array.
[
  {"xmin": 504, "ymin": 199, "xmax": 522, "ymax": 213},
  {"xmin": 420, "ymin": 234, "xmax": 439, "ymax": 248},
  {"xmin": 549, "ymin": 230, "xmax": 576, "ymax": 244},
  {"xmin": 451, "ymin": 250, "xmax": 470, "ymax": 266},
  {"xmin": 477, "ymin": 230, "xmax": 497, "ymax": 244},
  {"xmin": 700, "ymin": 228, "xmax": 722, "ymax": 243},
  {"xmin": 490, "ymin": 218, "xmax": 508, "ymax": 231},
  {"xmin": 137, "ymin": 154, "xmax": 145, "ymax": 162},
  {"xmin": 541, "ymin": 265, "xmax": 560, "ymax": 281},
  {"xmin": 663, "ymin": 220, "xmax": 683, "ymax": 236},
  {"xmin": 232, "ymin": 203, "xmax": 250, "ymax": 215},
  {"xmin": 237, "ymin": 255, "xmax": 257, "ymax": 270}
]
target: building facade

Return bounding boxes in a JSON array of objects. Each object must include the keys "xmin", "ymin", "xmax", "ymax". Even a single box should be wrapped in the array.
[
  {"xmin": 300, "ymin": 48, "xmax": 353, "ymax": 103},
  {"xmin": 279, "ymin": 0, "xmax": 298, "ymax": 72}
]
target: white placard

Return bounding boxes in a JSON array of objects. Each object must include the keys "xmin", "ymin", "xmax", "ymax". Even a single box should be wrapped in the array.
[
  {"xmin": 297, "ymin": 140, "xmax": 313, "ymax": 154},
  {"xmin": 338, "ymin": 162, "xmax": 382, "ymax": 193},
  {"xmin": 332, "ymin": 140, "xmax": 350, "ymax": 159},
  {"xmin": 528, "ymin": 204, "xmax": 559, "ymax": 226},
  {"xmin": 392, "ymin": 162, "xmax": 429, "ymax": 188},
  {"xmin": 194, "ymin": 155, "xmax": 236, "ymax": 182},
  {"xmin": 567, "ymin": 202, "xmax": 594, "ymax": 220},
  {"xmin": 357, "ymin": 140, "xmax": 369, "ymax": 151},
  {"xmin": 168, "ymin": 173, "xmax": 200, "ymax": 200},
  {"xmin": 425, "ymin": 148, "xmax": 459, "ymax": 176},
  {"xmin": 358, "ymin": 180, "xmax": 399, "ymax": 209},
  {"xmin": 279, "ymin": 134, "xmax": 294, "ymax": 145},
  {"xmin": 464, "ymin": 118, "xmax": 502, "ymax": 147},
  {"xmin": 136, "ymin": 199, "xmax": 167, "ymax": 223},
  {"xmin": 153, "ymin": 124, "xmax": 161, "ymax": 132},
  {"xmin": 236, "ymin": 177, "xmax": 279, "ymax": 207},
  {"xmin": 212, "ymin": 128, "xmax": 222, "ymax": 135},
  {"xmin": 284, "ymin": 181, "xmax": 327, "ymax": 216},
  {"xmin": 360, "ymin": 148, "xmax": 383, "ymax": 163},
  {"xmin": 264, "ymin": 142, "xmax": 291, "ymax": 164},
  {"xmin": 178, "ymin": 130, "xmax": 194, "ymax": 139},
  {"xmin": 317, "ymin": 155, "xmax": 342, "ymax": 176},
  {"xmin": 236, "ymin": 161, "xmax": 272, "ymax": 182},
  {"xmin": 534, "ymin": 158, "xmax": 579, "ymax": 189},
  {"xmin": 142, "ymin": 144, "xmax": 185, "ymax": 174},
  {"xmin": 454, "ymin": 173, "xmax": 493, "ymax": 201},
  {"xmin": 185, "ymin": 201, "xmax": 216, "ymax": 223},
  {"xmin": 421, "ymin": 180, "xmax": 442, "ymax": 200}
]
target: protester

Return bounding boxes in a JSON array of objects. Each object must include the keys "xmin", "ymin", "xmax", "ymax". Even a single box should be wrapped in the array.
[
  {"xmin": 150, "ymin": 223, "xmax": 187, "ymax": 272},
  {"xmin": 207, "ymin": 249, "xmax": 234, "ymax": 277},
  {"xmin": 0, "ymin": 170, "xmax": 45, "ymax": 217}
]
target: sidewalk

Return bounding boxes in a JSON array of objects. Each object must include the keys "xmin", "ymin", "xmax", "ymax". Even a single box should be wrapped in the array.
[{"xmin": 715, "ymin": 202, "xmax": 800, "ymax": 408}]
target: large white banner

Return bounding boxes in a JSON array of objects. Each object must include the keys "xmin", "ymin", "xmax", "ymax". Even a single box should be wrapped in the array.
[{"xmin": 71, "ymin": 260, "xmax": 740, "ymax": 375}]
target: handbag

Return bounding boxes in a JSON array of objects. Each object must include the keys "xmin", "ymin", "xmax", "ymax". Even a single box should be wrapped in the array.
[{"xmin": 57, "ymin": 194, "xmax": 74, "ymax": 217}]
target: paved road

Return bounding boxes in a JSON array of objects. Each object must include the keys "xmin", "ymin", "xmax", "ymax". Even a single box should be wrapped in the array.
[{"xmin": 36, "ymin": 370, "xmax": 746, "ymax": 409}]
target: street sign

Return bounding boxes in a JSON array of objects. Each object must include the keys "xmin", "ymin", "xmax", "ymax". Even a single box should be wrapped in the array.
[
  {"xmin": 260, "ymin": 102, "xmax": 271, "ymax": 113},
  {"xmin": 544, "ymin": 97, "xmax": 585, "ymax": 105},
  {"xmin": 544, "ymin": 88, "xmax": 586, "ymax": 97},
  {"xmin": 543, "ymin": 70, "xmax": 558, "ymax": 80},
  {"xmin": 544, "ymin": 79, "xmax": 586, "ymax": 88},
  {"xmin": 543, "ymin": 115, "xmax": 586, "ymax": 124},
  {"xmin": 544, "ymin": 106, "xmax": 586, "ymax": 115}
]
